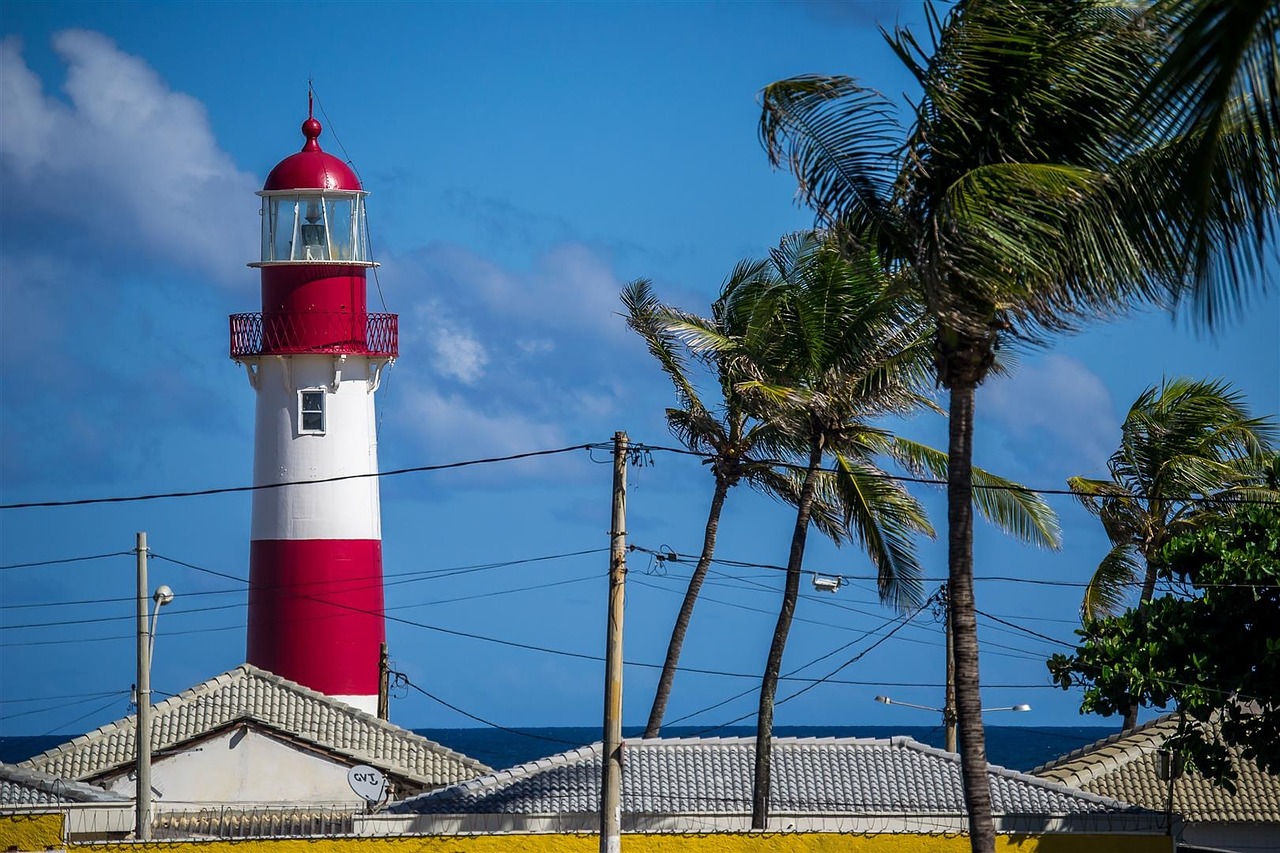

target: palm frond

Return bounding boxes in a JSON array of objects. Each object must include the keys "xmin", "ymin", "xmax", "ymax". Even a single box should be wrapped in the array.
[
  {"xmin": 751, "ymin": 466, "xmax": 847, "ymax": 544},
  {"xmin": 621, "ymin": 279, "xmax": 706, "ymax": 417},
  {"xmin": 1140, "ymin": 0, "xmax": 1280, "ymax": 327},
  {"xmin": 1083, "ymin": 542, "xmax": 1144, "ymax": 620},
  {"xmin": 758, "ymin": 76, "xmax": 907, "ymax": 252},
  {"xmin": 831, "ymin": 451, "xmax": 929, "ymax": 612},
  {"xmin": 887, "ymin": 436, "xmax": 1060, "ymax": 548}
]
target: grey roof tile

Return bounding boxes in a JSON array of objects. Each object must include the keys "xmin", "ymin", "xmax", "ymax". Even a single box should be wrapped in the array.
[
  {"xmin": 1033, "ymin": 711, "xmax": 1280, "ymax": 823},
  {"xmin": 392, "ymin": 736, "xmax": 1146, "ymax": 817},
  {"xmin": 1, "ymin": 763, "xmax": 128, "ymax": 806},
  {"xmin": 17, "ymin": 664, "xmax": 490, "ymax": 788}
]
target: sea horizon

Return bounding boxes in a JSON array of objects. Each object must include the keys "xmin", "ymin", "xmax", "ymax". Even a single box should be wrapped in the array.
[{"xmin": 1, "ymin": 723, "xmax": 1116, "ymax": 775}]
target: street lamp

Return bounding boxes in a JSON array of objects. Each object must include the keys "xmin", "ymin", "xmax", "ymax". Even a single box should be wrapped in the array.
[
  {"xmin": 874, "ymin": 695, "xmax": 1030, "ymax": 752},
  {"xmin": 135, "ymin": 532, "xmax": 174, "ymax": 841}
]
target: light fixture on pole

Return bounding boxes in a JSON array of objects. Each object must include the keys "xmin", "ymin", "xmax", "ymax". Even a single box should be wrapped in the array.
[
  {"xmin": 874, "ymin": 695, "xmax": 1030, "ymax": 753},
  {"xmin": 135, "ymin": 532, "xmax": 174, "ymax": 841},
  {"xmin": 811, "ymin": 574, "xmax": 844, "ymax": 593}
]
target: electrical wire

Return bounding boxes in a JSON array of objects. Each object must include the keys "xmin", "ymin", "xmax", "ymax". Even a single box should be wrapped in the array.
[
  {"xmin": 688, "ymin": 598, "xmax": 932, "ymax": 734},
  {"xmin": 634, "ymin": 572, "xmax": 1050, "ymax": 664},
  {"xmin": 0, "ymin": 444, "xmax": 599, "ymax": 510},
  {"xmin": 976, "ymin": 608, "xmax": 1076, "ymax": 649},
  {"xmin": 667, "ymin": 600, "xmax": 931, "ymax": 729},
  {"xmin": 633, "ymin": 443, "xmax": 1280, "ymax": 504},
  {"xmin": 400, "ymin": 677, "xmax": 585, "ymax": 748},
  {"xmin": 1, "ymin": 689, "xmax": 131, "ymax": 723},
  {"xmin": 5, "ymin": 438, "xmax": 1276, "ymax": 511},
  {"xmin": 35, "ymin": 693, "xmax": 131, "ymax": 738},
  {"xmin": 0, "ymin": 551, "xmax": 134, "ymax": 571}
]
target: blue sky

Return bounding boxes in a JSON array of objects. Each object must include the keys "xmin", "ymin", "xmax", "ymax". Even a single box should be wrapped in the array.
[{"xmin": 2, "ymin": 1, "xmax": 1276, "ymax": 745}]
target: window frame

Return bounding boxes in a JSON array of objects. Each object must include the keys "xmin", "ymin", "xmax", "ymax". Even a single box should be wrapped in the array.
[{"xmin": 298, "ymin": 388, "xmax": 327, "ymax": 435}]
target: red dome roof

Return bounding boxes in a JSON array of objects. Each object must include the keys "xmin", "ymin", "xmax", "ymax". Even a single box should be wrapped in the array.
[{"xmin": 263, "ymin": 116, "xmax": 362, "ymax": 192}]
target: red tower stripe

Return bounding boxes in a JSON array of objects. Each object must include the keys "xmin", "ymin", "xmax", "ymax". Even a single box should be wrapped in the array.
[{"xmin": 247, "ymin": 539, "xmax": 385, "ymax": 697}]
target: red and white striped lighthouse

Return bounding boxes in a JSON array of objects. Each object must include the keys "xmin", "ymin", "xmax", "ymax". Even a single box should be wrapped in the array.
[{"xmin": 230, "ymin": 101, "xmax": 396, "ymax": 715}]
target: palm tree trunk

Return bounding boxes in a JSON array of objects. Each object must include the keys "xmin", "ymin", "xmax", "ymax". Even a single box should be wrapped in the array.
[
  {"xmin": 1122, "ymin": 561, "xmax": 1163, "ymax": 730},
  {"xmin": 751, "ymin": 437, "xmax": 823, "ymax": 830},
  {"xmin": 644, "ymin": 477, "xmax": 731, "ymax": 738},
  {"xmin": 947, "ymin": 376, "xmax": 996, "ymax": 853}
]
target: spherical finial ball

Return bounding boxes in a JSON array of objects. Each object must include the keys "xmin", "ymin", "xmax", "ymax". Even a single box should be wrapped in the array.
[{"xmin": 302, "ymin": 116, "xmax": 323, "ymax": 142}]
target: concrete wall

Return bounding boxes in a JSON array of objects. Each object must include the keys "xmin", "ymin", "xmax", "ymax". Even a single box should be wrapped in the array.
[
  {"xmin": 0, "ymin": 813, "xmax": 61, "ymax": 850},
  {"xmin": 94, "ymin": 727, "xmax": 368, "ymax": 807},
  {"xmin": 0, "ymin": 814, "xmax": 1174, "ymax": 853}
]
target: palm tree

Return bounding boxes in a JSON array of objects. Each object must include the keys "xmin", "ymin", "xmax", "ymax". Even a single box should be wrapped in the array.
[
  {"xmin": 755, "ymin": 3, "xmax": 1211, "ymax": 848},
  {"xmin": 621, "ymin": 277, "xmax": 847, "ymax": 739},
  {"xmin": 1137, "ymin": 0, "xmax": 1280, "ymax": 326},
  {"xmin": 670, "ymin": 233, "xmax": 1059, "ymax": 829},
  {"xmin": 1069, "ymin": 377, "xmax": 1278, "ymax": 729},
  {"xmin": 626, "ymin": 246, "xmax": 1058, "ymax": 749}
]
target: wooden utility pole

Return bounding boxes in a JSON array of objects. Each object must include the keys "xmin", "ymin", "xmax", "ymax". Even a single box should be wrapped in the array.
[
  {"xmin": 600, "ymin": 431, "xmax": 628, "ymax": 853},
  {"xmin": 135, "ymin": 532, "xmax": 153, "ymax": 841},
  {"xmin": 377, "ymin": 643, "xmax": 390, "ymax": 720}
]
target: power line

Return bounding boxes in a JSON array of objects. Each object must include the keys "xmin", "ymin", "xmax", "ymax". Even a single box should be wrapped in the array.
[
  {"xmin": 1, "ymin": 556, "xmax": 607, "ymax": 629},
  {"xmin": 0, "ymin": 689, "xmax": 126, "ymax": 706},
  {"xmin": 976, "ymin": 607, "xmax": 1076, "ymax": 649},
  {"xmin": 5, "ymin": 439, "xmax": 1276, "ymax": 512},
  {"xmin": 1, "ymin": 689, "xmax": 131, "ymax": 723},
  {"xmin": 667, "ymin": 599, "xmax": 932, "ymax": 729},
  {"xmin": 36, "ymin": 693, "xmax": 131, "ymax": 738},
  {"xmin": 0, "ymin": 443, "xmax": 602, "ymax": 510},
  {"xmin": 399, "ymin": 677, "xmax": 585, "ymax": 748},
  {"xmin": 634, "ymin": 571, "xmax": 1050, "ymax": 664},
  {"xmin": 634, "ymin": 443, "xmax": 1280, "ymax": 504},
  {"xmin": 0, "ymin": 551, "xmax": 133, "ymax": 571}
]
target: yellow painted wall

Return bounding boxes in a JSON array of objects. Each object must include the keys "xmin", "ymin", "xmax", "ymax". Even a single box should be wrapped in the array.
[
  {"xmin": 0, "ymin": 814, "xmax": 1175, "ymax": 853},
  {"xmin": 0, "ymin": 813, "xmax": 63, "ymax": 850}
]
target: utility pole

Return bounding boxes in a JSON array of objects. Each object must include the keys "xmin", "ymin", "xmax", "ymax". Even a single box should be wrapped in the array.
[
  {"xmin": 135, "ymin": 531, "xmax": 153, "ymax": 841},
  {"xmin": 378, "ymin": 643, "xmax": 390, "ymax": 720},
  {"xmin": 943, "ymin": 583, "xmax": 957, "ymax": 753},
  {"xmin": 600, "ymin": 431, "xmax": 628, "ymax": 853}
]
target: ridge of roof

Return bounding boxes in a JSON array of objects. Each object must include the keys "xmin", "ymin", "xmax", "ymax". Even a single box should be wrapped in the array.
[
  {"xmin": 18, "ymin": 663, "xmax": 490, "ymax": 786},
  {"xmin": 1030, "ymin": 710, "xmax": 1280, "ymax": 824},
  {"xmin": 392, "ymin": 734, "xmax": 1148, "ymax": 816},
  {"xmin": 1, "ymin": 762, "xmax": 129, "ymax": 805},
  {"xmin": 1031, "ymin": 713, "xmax": 1178, "ymax": 781}
]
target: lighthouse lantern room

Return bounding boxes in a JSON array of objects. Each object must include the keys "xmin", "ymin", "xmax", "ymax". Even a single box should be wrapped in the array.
[{"xmin": 230, "ymin": 100, "xmax": 396, "ymax": 715}]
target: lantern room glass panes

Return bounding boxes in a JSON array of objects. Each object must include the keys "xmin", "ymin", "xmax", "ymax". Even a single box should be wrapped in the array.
[{"xmin": 261, "ymin": 192, "xmax": 369, "ymax": 263}]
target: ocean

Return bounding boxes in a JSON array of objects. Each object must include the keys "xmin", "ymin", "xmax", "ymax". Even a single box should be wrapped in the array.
[{"xmin": 1, "ymin": 724, "xmax": 1114, "ymax": 774}]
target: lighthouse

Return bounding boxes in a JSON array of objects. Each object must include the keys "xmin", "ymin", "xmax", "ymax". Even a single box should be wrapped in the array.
[{"xmin": 230, "ymin": 101, "xmax": 395, "ymax": 715}]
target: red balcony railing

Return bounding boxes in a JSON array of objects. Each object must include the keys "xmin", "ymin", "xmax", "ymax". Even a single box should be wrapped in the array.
[{"xmin": 229, "ymin": 312, "xmax": 398, "ymax": 358}]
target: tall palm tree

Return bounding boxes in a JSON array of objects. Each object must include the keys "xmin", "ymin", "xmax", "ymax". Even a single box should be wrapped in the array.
[
  {"xmin": 670, "ymin": 233, "xmax": 1059, "ymax": 829},
  {"xmin": 755, "ymin": 3, "xmax": 1218, "ymax": 848},
  {"xmin": 1069, "ymin": 377, "xmax": 1278, "ymax": 729},
  {"xmin": 621, "ymin": 277, "xmax": 847, "ymax": 739}
]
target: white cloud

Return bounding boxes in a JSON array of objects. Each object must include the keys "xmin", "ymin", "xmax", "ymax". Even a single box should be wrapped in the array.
[
  {"xmin": 0, "ymin": 31, "xmax": 258, "ymax": 285},
  {"xmin": 372, "ymin": 241, "xmax": 673, "ymax": 487},
  {"xmin": 413, "ymin": 241, "xmax": 628, "ymax": 341},
  {"xmin": 980, "ymin": 354, "xmax": 1120, "ymax": 472},
  {"xmin": 428, "ymin": 321, "xmax": 489, "ymax": 384},
  {"xmin": 394, "ymin": 385, "xmax": 571, "ymax": 474}
]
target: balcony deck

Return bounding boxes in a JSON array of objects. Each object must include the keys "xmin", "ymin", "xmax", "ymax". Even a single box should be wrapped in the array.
[{"xmin": 229, "ymin": 312, "xmax": 398, "ymax": 358}]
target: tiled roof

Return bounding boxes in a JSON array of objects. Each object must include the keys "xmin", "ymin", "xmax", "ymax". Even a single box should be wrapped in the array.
[
  {"xmin": 1033, "ymin": 712, "xmax": 1280, "ymax": 824},
  {"xmin": 17, "ymin": 664, "xmax": 489, "ymax": 789},
  {"xmin": 1, "ymin": 762, "xmax": 128, "ymax": 806},
  {"xmin": 392, "ymin": 735, "xmax": 1145, "ymax": 818}
]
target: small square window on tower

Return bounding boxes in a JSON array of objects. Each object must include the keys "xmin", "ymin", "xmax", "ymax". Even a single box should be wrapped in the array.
[{"xmin": 299, "ymin": 389, "xmax": 326, "ymax": 435}]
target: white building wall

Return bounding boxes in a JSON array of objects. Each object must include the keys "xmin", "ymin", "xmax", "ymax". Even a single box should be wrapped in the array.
[{"xmin": 96, "ymin": 728, "xmax": 369, "ymax": 807}]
